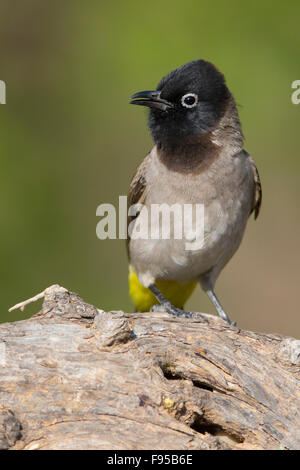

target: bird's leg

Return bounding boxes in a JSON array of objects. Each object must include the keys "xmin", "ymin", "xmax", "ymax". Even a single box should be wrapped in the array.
[
  {"xmin": 206, "ymin": 289, "xmax": 236, "ymax": 326},
  {"xmin": 148, "ymin": 284, "xmax": 207, "ymax": 321}
]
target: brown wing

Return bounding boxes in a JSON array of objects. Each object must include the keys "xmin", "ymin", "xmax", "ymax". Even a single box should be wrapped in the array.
[
  {"xmin": 128, "ymin": 153, "xmax": 150, "ymax": 209},
  {"xmin": 126, "ymin": 152, "xmax": 151, "ymax": 255},
  {"xmin": 248, "ymin": 154, "xmax": 262, "ymax": 220}
]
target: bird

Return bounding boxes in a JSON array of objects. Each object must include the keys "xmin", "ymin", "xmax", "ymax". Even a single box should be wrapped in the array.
[{"xmin": 127, "ymin": 59, "xmax": 261, "ymax": 325}]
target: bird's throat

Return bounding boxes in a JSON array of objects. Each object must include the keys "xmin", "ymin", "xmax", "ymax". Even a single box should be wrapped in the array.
[{"xmin": 157, "ymin": 133, "xmax": 220, "ymax": 174}]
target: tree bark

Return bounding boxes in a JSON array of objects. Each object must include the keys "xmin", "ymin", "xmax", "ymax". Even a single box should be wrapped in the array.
[{"xmin": 0, "ymin": 285, "xmax": 299, "ymax": 450}]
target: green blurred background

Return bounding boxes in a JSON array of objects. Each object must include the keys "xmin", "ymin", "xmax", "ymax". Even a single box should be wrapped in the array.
[{"xmin": 0, "ymin": 0, "xmax": 299, "ymax": 336}]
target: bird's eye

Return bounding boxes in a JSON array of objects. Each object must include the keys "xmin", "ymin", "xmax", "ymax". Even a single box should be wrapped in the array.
[{"xmin": 181, "ymin": 93, "xmax": 198, "ymax": 109}]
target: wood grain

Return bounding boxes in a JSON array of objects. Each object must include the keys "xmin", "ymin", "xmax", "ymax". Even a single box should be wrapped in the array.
[{"xmin": 0, "ymin": 285, "xmax": 299, "ymax": 450}]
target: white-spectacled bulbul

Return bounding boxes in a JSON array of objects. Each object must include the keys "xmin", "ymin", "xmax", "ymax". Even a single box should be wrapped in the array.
[{"xmin": 127, "ymin": 59, "xmax": 261, "ymax": 325}]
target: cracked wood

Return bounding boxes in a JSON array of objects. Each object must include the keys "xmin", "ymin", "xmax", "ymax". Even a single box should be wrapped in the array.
[{"xmin": 0, "ymin": 285, "xmax": 300, "ymax": 450}]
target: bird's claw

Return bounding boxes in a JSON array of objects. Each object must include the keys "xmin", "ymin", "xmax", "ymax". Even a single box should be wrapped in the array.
[{"xmin": 151, "ymin": 303, "xmax": 208, "ymax": 322}]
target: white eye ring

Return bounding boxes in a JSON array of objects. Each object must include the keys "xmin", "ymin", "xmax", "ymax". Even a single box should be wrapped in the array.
[{"xmin": 181, "ymin": 93, "xmax": 198, "ymax": 108}]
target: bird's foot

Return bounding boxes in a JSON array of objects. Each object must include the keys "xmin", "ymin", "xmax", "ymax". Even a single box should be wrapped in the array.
[
  {"xmin": 205, "ymin": 289, "xmax": 237, "ymax": 326},
  {"xmin": 216, "ymin": 313, "xmax": 237, "ymax": 326},
  {"xmin": 151, "ymin": 304, "xmax": 169, "ymax": 313},
  {"xmin": 151, "ymin": 303, "xmax": 208, "ymax": 322},
  {"xmin": 219, "ymin": 312, "xmax": 237, "ymax": 326}
]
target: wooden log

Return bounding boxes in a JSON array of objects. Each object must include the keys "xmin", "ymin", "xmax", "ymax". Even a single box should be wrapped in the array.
[{"xmin": 0, "ymin": 285, "xmax": 299, "ymax": 450}]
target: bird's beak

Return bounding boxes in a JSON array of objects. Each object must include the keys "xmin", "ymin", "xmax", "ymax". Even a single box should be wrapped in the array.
[{"xmin": 130, "ymin": 90, "xmax": 173, "ymax": 111}]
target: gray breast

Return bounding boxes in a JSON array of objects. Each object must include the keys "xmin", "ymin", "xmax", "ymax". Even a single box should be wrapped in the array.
[{"xmin": 129, "ymin": 147, "xmax": 254, "ymax": 285}]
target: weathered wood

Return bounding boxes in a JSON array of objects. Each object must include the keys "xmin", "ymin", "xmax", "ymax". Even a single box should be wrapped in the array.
[{"xmin": 0, "ymin": 285, "xmax": 299, "ymax": 450}]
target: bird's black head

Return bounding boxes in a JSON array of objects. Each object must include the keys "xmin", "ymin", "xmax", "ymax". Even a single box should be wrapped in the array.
[{"xmin": 130, "ymin": 60, "xmax": 231, "ymax": 152}]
